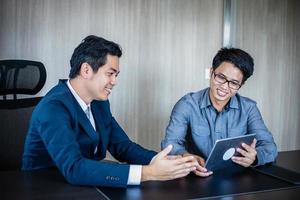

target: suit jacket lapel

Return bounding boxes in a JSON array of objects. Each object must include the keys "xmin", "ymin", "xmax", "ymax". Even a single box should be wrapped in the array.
[
  {"xmin": 60, "ymin": 80, "xmax": 100, "ymax": 153},
  {"xmin": 77, "ymin": 103, "xmax": 99, "ymax": 143},
  {"xmin": 91, "ymin": 102, "xmax": 108, "ymax": 156}
]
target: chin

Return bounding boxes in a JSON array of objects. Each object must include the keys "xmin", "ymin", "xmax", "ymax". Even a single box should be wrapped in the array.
[
  {"xmin": 214, "ymin": 93, "xmax": 229, "ymax": 102},
  {"xmin": 216, "ymin": 96, "xmax": 229, "ymax": 102},
  {"xmin": 100, "ymin": 96, "xmax": 108, "ymax": 101},
  {"xmin": 96, "ymin": 94, "xmax": 108, "ymax": 101}
]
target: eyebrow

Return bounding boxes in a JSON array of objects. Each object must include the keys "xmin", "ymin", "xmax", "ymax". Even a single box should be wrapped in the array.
[
  {"xmin": 219, "ymin": 73, "xmax": 240, "ymax": 83},
  {"xmin": 108, "ymin": 67, "xmax": 120, "ymax": 75},
  {"xmin": 108, "ymin": 67, "xmax": 119, "ymax": 72}
]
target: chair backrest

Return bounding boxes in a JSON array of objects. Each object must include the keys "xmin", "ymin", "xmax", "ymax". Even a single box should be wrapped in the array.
[{"xmin": 0, "ymin": 60, "xmax": 46, "ymax": 171}]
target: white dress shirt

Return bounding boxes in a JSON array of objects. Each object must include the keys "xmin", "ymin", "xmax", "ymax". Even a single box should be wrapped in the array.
[{"xmin": 66, "ymin": 80, "xmax": 142, "ymax": 185}]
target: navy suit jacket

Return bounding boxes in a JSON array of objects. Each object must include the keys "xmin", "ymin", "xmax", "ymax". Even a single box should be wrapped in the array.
[{"xmin": 22, "ymin": 80, "xmax": 156, "ymax": 187}]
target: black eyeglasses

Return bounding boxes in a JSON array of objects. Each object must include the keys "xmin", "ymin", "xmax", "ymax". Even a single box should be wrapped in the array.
[{"xmin": 212, "ymin": 71, "xmax": 242, "ymax": 90}]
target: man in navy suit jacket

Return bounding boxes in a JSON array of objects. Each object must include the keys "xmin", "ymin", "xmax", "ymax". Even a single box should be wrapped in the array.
[{"xmin": 22, "ymin": 35, "xmax": 198, "ymax": 187}]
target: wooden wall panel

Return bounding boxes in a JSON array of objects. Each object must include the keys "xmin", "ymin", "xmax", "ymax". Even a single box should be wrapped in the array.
[
  {"xmin": 233, "ymin": 0, "xmax": 300, "ymax": 151},
  {"xmin": 0, "ymin": 0, "xmax": 223, "ymax": 151},
  {"xmin": 1, "ymin": 0, "xmax": 299, "ymax": 152}
]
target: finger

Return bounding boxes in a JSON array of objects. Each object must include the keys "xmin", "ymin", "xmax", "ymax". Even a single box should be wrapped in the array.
[
  {"xmin": 174, "ymin": 166, "xmax": 197, "ymax": 175},
  {"xmin": 196, "ymin": 157, "xmax": 205, "ymax": 167},
  {"xmin": 232, "ymin": 158, "xmax": 249, "ymax": 167},
  {"xmin": 193, "ymin": 170, "xmax": 213, "ymax": 177},
  {"xmin": 241, "ymin": 141, "xmax": 257, "ymax": 155},
  {"xmin": 251, "ymin": 138, "xmax": 257, "ymax": 148},
  {"xmin": 158, "ymin": 145, "xmax": 173, "ymax": 158},
  {"xmin": 240, "ymin": 143, "xmax": 252, "ymax": 152},
  {"xmin": 173, "ymin": 171, "xmax": 190, "ymax": 179},
  {"xmin": 236, "ymin": 147, "xmax": 249, "ymax": 157},
  {"xmin": 164, "ymin": 167, "xmax": 196, "ymax": 180},
  {"xmin": 235, "ymin": 152, "xmax": 256, "ymax": 165},
  {"xmin": 166, "ymin": 155, "xmax": 182, "ymax": 160},
  {"xmin": 237, "ymin": 146, "xmax": 257, "ymax": 162},
  {"xmin": 195, "ymin": 164, "xmax": 208, "ymax": 172},
  {"xmin": 172, "ymin": 160, "xmax": 199, "ymax": 172},
  {"xmin": 232, "ymin": 156, "xmax": 252, "ymax": 167},
  {"xmin": 172, "ymin": 155, "xmax": 197, "ymax": 165}
]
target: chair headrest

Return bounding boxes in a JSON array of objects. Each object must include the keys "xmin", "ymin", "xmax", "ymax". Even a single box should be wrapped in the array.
[{"xmin": 0, "ymin": 60, "xmax": 46, "ymax": 98}]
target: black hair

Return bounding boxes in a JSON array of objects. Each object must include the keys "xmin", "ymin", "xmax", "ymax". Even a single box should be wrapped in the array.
[
  {"xmin": 212, "ymin": 48, "xmax": 254, "ymax": 83},
  {"xmin": 69, "ymin": 35, "xmax": 122, "ymax": 78}
]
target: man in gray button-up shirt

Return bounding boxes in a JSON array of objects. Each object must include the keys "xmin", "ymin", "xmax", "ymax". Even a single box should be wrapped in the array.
[{"xmin": 161, "ymin": 48, "xmax": 277, "ymax": 177}]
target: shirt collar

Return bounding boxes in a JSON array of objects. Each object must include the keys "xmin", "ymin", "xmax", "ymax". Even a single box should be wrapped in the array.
[
  {"xmin": 67, "ymin": 80, "xmax": 90, "ymax": 112},
  {"xmin": 228, "ymin": 94, "xmax": 239, "ymax": 109},
  {"xmin": 200, "ymin": 88, "xmax": 212, "ymax": 109},
  {"xmin": 200, "ymin": 88, "xmax": 239, "ymax": 110}
]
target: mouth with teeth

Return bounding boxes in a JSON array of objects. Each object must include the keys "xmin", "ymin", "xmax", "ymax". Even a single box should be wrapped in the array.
[
  {"xmin": 216, "ymin": 88, "xmax": 228, "ymax": 97},
  {"xmin": 104, "ymin": 87, "xmax": 112, "ymax": 95}
]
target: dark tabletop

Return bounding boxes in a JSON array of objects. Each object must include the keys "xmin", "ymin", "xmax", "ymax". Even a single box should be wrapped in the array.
[
  {"xmin": 98, "ymin": 150, "xmax": 300, "ymax": 200},
  {"xmin": 0, "ymin": 169, "xmax": 104, "ymax": 200},
  {"xmin": 1, "ymin": 150, "xmax": 300, "ymax": 200}
]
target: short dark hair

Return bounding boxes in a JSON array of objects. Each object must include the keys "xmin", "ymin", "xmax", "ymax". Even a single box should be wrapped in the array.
[
  {"xmin": 212, "ymin": 48, "xmax": 254, "ymax": 83},
  {"xmin": 69, "ymin": 35, "xmax": 122, "ymax": 78}
]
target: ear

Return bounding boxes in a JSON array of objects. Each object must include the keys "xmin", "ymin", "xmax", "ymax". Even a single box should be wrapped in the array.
[
  {"xmin": 80, "ymin": 62, "xmax": 93, "ymax": 79},
  {"xmin": 209, "ymin": 67, "xmax": 213, "ymax": 77}
]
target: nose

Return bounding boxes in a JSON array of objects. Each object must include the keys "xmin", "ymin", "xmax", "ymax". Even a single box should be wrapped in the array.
[
  {"xmin": 220, "ymin": 81, "xmax": 229, "ymax": 90},
  {"xmin": 111, "ymin": 75, "xmax": 117, "ymax": 86}
]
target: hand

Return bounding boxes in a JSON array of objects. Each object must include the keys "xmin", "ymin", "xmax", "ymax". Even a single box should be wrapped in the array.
[
  {"xmin": 183, "ymin": 152, "xmax": 213, "ymax": 177},
  {"xmin": 141, "ymin": 145, "xmax": 199, "ymax": 182},
  {"xmin": 232, "ymin": 138, "xmax": 257, "ymax": 167}
]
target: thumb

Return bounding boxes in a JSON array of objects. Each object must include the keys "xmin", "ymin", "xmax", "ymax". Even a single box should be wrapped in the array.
[
  {"xmin": 157, "ymin": 144, "xmax": 173, "ymax": 158},
  {"xmin": 251, "ymin": 138, "xmax": 257, "ymax": 148}
]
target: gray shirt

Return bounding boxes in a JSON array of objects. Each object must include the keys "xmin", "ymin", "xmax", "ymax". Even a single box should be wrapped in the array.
[{"xmin": 161, "ymin": 88, "xmax": 277, "ymax": 166}]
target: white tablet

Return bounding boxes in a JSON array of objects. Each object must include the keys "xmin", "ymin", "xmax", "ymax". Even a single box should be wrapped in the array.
[{"xmin": 204, "ymin": 133, "xmax": 256, "ymax": 171}]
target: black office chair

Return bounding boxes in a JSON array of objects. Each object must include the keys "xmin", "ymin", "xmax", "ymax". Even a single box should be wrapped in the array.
[{"xmin": 0, "ymin": 60, "xmax": 46, "ymax": 170}]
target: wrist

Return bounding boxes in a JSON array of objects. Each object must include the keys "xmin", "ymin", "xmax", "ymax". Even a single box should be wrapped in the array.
[{"xmin": 141, "ymin": 165, "xmax": 153, "ymax": 182}]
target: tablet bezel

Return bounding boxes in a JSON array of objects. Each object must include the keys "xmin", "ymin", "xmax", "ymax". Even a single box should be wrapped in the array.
[{"xmin": 204, "ymin": 133, "xmax": 256, "ymax": 171}]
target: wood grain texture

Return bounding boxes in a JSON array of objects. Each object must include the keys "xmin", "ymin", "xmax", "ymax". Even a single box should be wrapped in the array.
[
  {"xmin": 233, "ymin": 0, "xmax": 300, "ymax": 151},
  {"xmin": 0, "ymin": 0, "xmax": 223, "ymax": 152},
  {"xmin": 3, "ymin": 0, "xmax": 299, "ymax": 153}
]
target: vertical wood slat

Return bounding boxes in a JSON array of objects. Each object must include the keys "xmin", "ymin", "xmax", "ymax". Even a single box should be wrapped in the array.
[
  {"xmin": 233, "ymin": 0, "xmax": 300, "ymax": 151},
  {"xmin": 1, "ymin": 0, "xmax": 299, "ymax": 152},
  {"xmin": 0, "ymin": 0, "xmax": 223, "ymax": 152}
]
